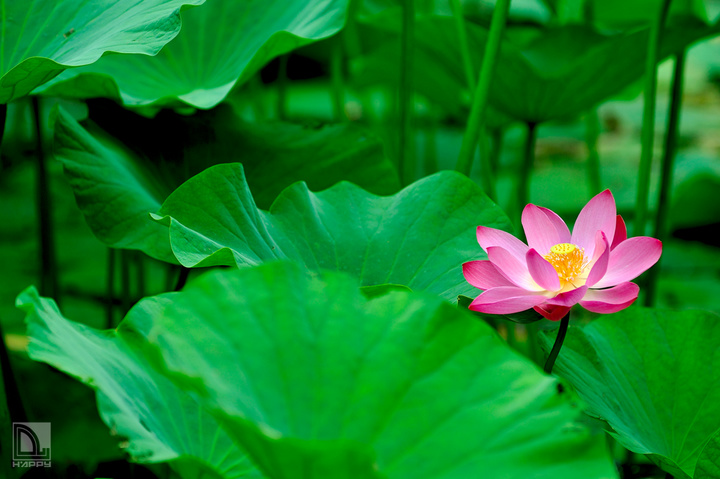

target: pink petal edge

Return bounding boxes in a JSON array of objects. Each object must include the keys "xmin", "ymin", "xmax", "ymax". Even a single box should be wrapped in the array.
[
  {"xmin": 580, "ymin": 282, "xmax": 639, "ymax": 314},
  {"xmin": 477, "ymin": 226, "xmax": 529, "ymax": 262},
  {"xmin": 526, "ymin": 248, "xmax": 561, "ymax": 291},
  {"xmin": 611, "ymin": 215, "xmax": 627, "ymax": 250},
  {"xmin": 571, "ymin": 190, "xmax": 617, "ymax": 256},
  {"xmin": 534, "ymin": 304, "xmax": 571, "ymax": 321},
  {"xmin": 463, "ymin": 261, "xmax": 515, "ymax": 290},
  {"xmin": 546, "ymin": 286, "xmax": 588, "ymax": 307},
  {"xmin": 592, "ymin": 237, "xmax": 662, "ymax": 288},
  {"xmin": 522, "ymin": 204, "xmax": 569, "ymax": 256},
  {"xmin": 538, "ymin": 206, "xmax": 572, "ymax": 244},
  {"xmin": 469, "ymin": 287, "xmax": 547, "ymax": 314},
  {"xmin": 487, "ymin": 246, "xmax": 542, "ymax": 291},
  {"xmin": 585, "ymin": 232, "xmax": 610, "ymax": 287}
]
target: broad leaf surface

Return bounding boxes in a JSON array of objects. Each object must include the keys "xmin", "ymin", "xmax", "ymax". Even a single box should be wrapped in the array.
[
  {"xmin": 136, "ymin": 262, "xmax": 617, "ymax": 478},
  {"xmin": 696, "ymin": 432, "xmax": 720, "ymax": 479},
  {"xmin": 356, "ymin": 15, "xmax": 720, "ymax": 122},
  {"xmin": 52, "ymin": 107, "xmax": 177, "ymax": 262},
  {"xmin": 177, "ymin": 106, "xmax": 401, "ymax": 208},
  {"xmin": 152, "ymin": 164, "xmax": 511, "ymax": 301},
  {"xmin": 539, "ymin": 307, "xmax": 720, "ymax": 479},
  {"xmin": 17, "ymin": 287, "xmax": 260, "ymax": 479},
  {"xmin": 0, "ymin": 0, "xmax": 204, "ymax": 103},
  {"xmin": 52, "ymin": 106, "xmax": 397, "ymax": 261},
  {"xmin": 589, "ymin": 0, "xmax": 708, "ymax": 28},
  {"xmin": 36, "ymin": 0, "xmax": 349, "ymax": 110}
]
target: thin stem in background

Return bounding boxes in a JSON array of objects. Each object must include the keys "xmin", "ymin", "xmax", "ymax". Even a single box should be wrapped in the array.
[
  {"xmin": 330, "ymin": 38, "xmax": 345, "ymax": 122},
  {"xmin": 525, "ymin": 322, "xmax": 541, "ymax": 366},
  {"xmin": 165, "ymin": 263, "xmax": 175, "ymax": 292},
  {"xmin": 1, "ymin": 321, "xmax": 29, "ymax": 430},
  {"xmin": 645, "ymin": 50, "xmax": 686, "ymax": 307},
  {"xmin": 247, "ymin": 74, "xmax": 266, "ymax": 121},
  {"xmin": 585, "ymin": 109, "xmax": 602, "ymax": 195},
  {"xmin": 136, "ymin": 251, "xmax": 146, "ymax": 302},
  {"xmin": 505, "ymin": 320, "xmax": 518, "ymax": 351},
  {"xmin": 32, "ymin": 96, "xmax": 60, "ymax": 304},
  {"xmin": 343, "ymin": 0, "xmax": 362, "ymax": 58},
  {"xmin": 517, "ymin": 122, "xmax": 538, "ymax": 232},
  {"xmin": 479, "ymin": 128, "xmax": 497, "ymax": 201},
  {"xmin": 0, "ymin": 103, "xmax": 7, "ymax": 166},
  {"xmin": 398, "ymin": 0, "xmax": 415, "ymax": 186},
  {"xmin": 634, "ymin": 0, "xmax": 672, "ymax": 236},
  {"xmin": 423, "ymin": 117, "xmax": 438, "ymax": 176},
  {"xmin": 106, "ymin": 248, "xmax": 116, "ymax": 329},
  {"xmin": 489, "ymin": 127, "xmax": 505, "ymax": 177},
  {"xmin": 455, "ymin": 0, "xmax": 511, "ymax": 177},
  {"xmin": 120, "ymin": 249, "xmax": 131, "ymax": 316},
  {"xmin": 277, "ymin": 54, "xmax": 289, "ymax": 121},
  {"xmin": 175, "ymin": 267, "xmax": 191, "ymax": 292},
  {"xmin": 450, "ymin": 0, "xmax": 475, "ymax": 91},
  {"xmin": 544, "ymin": 313, "xmax": 570, "ymax": 374}
]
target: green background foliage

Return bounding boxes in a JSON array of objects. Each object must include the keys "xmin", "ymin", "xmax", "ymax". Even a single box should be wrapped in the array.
[{"xmin": 1, "ymin": 0, "xmax": 719, "ymax": 477}]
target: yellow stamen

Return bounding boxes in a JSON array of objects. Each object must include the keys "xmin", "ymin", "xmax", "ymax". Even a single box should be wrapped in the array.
[{"xmin": 544, "ymin": 243, "xmax": 585, "ymax": 285}]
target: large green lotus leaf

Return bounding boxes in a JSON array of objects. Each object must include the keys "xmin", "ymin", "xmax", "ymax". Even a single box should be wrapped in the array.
[
  {"xmin": 52, "ymin": 107, "xmax": 177, "ymax": 262},
  {"xmin": 127, "ymin": 261, "xmax": 616, "ymax": 478},
  {"xmin": 548, "ymin": 0, "xmax": 708, "ymax": 26},
  {"xmin": 0, "ymin": 0, "xmax": 205, "ymax": 104},
  {"xmin": 16, "ymin": 286, "xmax": 260, "ymax": 479},
  {"xmin": 696, "ymin": 431, "xmax": 720, "ymax": 479},
  {"xmin": 538, "ymin": 307, "xmax": 720, "ymax": 479},
  {"xmin": 174, "ymin": 106, "xmax": 401, "ymax": 208},
  {"xmin": 355, "ymin": 15, "xmax": 720, "ymax": 122},
  {"xmin": 35, "ymin": 0, "xmax": 348, "ymax": 110},
  {"xmin": 52, "ymin": 105, "xmax": 397, "ymax": 261},
  {"xmin": 490, "ymin": 18, "xmax": 718, "ymax": 122},
  {"xmin": 152, "ymin": 164, "xmax": 511, "ymax": 301},
  {"xmin": 589, "ymin": 0, "xmax": 708, "ymax": 28}
]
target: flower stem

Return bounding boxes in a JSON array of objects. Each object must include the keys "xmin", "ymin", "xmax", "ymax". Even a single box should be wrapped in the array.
[
  {"xmin": 645, "ymin": 50, "xmax": 686, "ymax": 307},
  {"xmin": 32, "ymin": 96, "xmax": 60, "ymax": 304},
  {"xmin": 478, "ymin": 129, "xmax": 497, "ymax": 200},
  {"xmin": 489, "ymin": 127, "xmax": 504, "ymax": 177},
  {"xmin": 544, "ymin": 313, "xmax": 570, "ymax": 374},
  {"xmin": 106, "ymin": 248, "xmax": 116, "ymax": 328},
  {"xmin": 343, "ymin": 0, "xmax": 362, "ymax": 58},
  {"xmin": 330, "ymin": 38, "xmax": 345, "ymax": 122},
  {"xmin": 398, "ymin": 0, "xmax": 415, "ymax": 186},
  {"xmin": 0, "ymin": 103, "xmax": 7, "ymax": 161},
  {"xmin": 277, "ymin": 54, "xmax": 289, "ymax": 121},
  {"xmin": 121, "ymin": 249, "xmax": 131, "ymax": 316},
  {"xmin": 175, "ymin": 267, "xmax": 191, "ymax": 292},
  {"xmin": 585, "ymin": 108, "xmax": 601, "ymax": 195},
  {"xmin": 451, "ymin": 0, "xmax": 475, "ymax": 91},
  {"xmin": 423, "ymin": 112, "xmax": 438, "ymax": 176},
  {"xmin": 247, "ymin": 74, "xmax": 266, "ymax": 121},
  {"xmin": 634, "ymin": 0, "xmax": 672, "ymax": 236},
  {"xmin": 526, "ymin": 322, "xmax": 541, "ymax": 365},
  {"xmin": 505, "ymin": 321, "xmax": 517, "ymax": 350},
  {"xmin": 1, "ymin": 320, "xmax": 30, "ymax": 462},
  {"xmin": 455, "ymin": 0, "xmax": 511, "ymax": 177},
  {"xmin": 136, "ymin": 251, "xmax": 146, "ymax": 302},
  {"xmin": 517, "ymin": 122, "xmax": 538, "ymax": 231}
]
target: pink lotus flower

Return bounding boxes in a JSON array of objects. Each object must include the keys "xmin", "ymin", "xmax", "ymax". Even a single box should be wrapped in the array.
[{"xmin": 463, "ymin": 190, "xmax": 662, "ymax": 321}]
